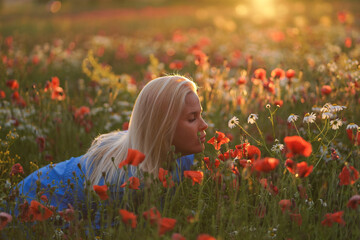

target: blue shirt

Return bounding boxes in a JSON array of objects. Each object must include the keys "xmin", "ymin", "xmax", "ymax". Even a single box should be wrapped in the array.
[{"xmin": 16, "ymin": 154, "xmax": 194, "ymax": 211}]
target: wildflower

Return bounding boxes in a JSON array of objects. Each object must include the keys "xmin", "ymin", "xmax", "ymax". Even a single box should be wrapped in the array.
[
  {"xmin": 172, "ymin": 233, "xmax": 186, "ymax": 240},
  {"xmin": 346, "ymin": 123, "xmax": 360, "ymax": 145},
  {"xmin": 122, "ymin": 121, "xmax": 129, "ymax": 131},
  {"xmin": 59, "ymin": 204, "xmax": 75, "ymax": 222},
  {"xmin": 303, "ymin": 112, "xmax": 316, "ymax": 123},
  {"xmin": 254, "ymin": 68, "xmax": 267, "ymax": 81},
  {"xmin": 321, "ymin": 85, "xmax": 332, "ymax": 95},
  {"xmin": 271, "ymin": 68, "xmax": 285, "ymax": 79},
  {"xmin": 119, "ymin": 209, "xmax": 137, "ymax": 228},
  {"xmin": 339, "ymin": 165, "xmax": 359, "ymax": 186},
  {"xmin": 158, "ymin": 168, "xmax": 175, "ymax": 188},
  {"xmin": 253, "ymin": 157, "xmax": 280, "ymax": 173},
  {"xmin": 285, "ymin": 159, "xmax": 313, "ymax": 178},
  {"xmin": 290, "ymin": 213, "xmax": 302, "ymax": 226},
  {"xmin": 322, "ymin": 111, "xmax": 334, "ymax": 119},
  {"xmin": 274, "ymin": 100, "xmax": 283, "ymax": 107},
  {"xmin": 228, "ymin": 116, "xmax": 239, "ymax": 129},
  {"xmin": 0, "ymin": 90, "xmax": 5, "ymax": 99},
  {"xmin": 74, "ymin": 106, "xmax": 90, "ymax": 122},
  {"xmin": 10, "ymin": 163, "xmax": 24, "ymax": 176},
  {"xmin": 0, "ymin": 212, "xmax": 12, "ymax": 230},
  {"xmin": 184, "ymin": 171, "xmax": 203, "ymax": 185},
  {"xmin": 271, "ymin": 143, "xmax": 284, "ymax": 153},
  {"xmin": 143, "ymin": 207, "xmax": 161, "ymax": 226},
  {"xmin": 321, "ymin": 211, "xmax": 345, "ymax": 227},
  {"xmin": 329, "ymin": 104, "xmax": 346, "ymax": 112},
  {"xmin": 346, "ymin": 123, "xmax": 359, "ymax": 130},
  {"xmin": 237, "ymin": 76, "xmax": 246, "ymax": 85},
  {"xmin": 286, "ymin": 69, "xmax": 296, "ymax": 79},
  {"xmin": 287, "ymin": 114, "xmax": 299, "ymax": 123},
  {"xmin": 330, "ymin": 118, "xmax": 343, "ymax": 130},
  {"xmin": 93, "ymin": 185, "xmax": 109, "ymax": 200},
  {"xmin": 207, "ymin": 131, "xmax": 230, "ymax": 150},
  {"xmin": 6, "ymin": 79, "xmax": 19, "ymax": 90},
  {"xmin": 29, "ymin": 200, "xmax": 53, "ymax": 221},
  {"xmin": 259, "ymin": 178, "xmax": 278, "ymax": 195},
  {"xmin": 169, "ymin": 60, "xmax": 184, "ymax": 70},
  {"xmin": 284, "ymin": 136, "xmax": 312, "ymax": 157},
  {"xmin": 247, "ymin": 114, "xmax": 258, "ymax": 124},
  {"xmin": 278, "ymin": 199, "xmax": 292, "ymax": 213},
  {"xmin": 235, "ymin": 143, "xmax": 261, "ymax": 160},
  {"xmin": 36, "ymin": 136, "xmax": 45, "ymax": 152},
  {"xmin": 119, "ymin": 149, "xmax": 146, "ymax": 168},
  {"xmin": 347, "ymin": 195, "xmax": 360, "ymax": 209},
  {"xmin": 158, "ymin": 217, "xmax": 177, "ymax": 236},
  {"xmin": 120, "ymin": 176, "xmax": 140, "ymax": 190},
  {"xmin": 197, "ymin": 234, "xmax": 216, "ymax": 240},
  {"xmin": 203, "ymin": 157, "xmax": 220, "ymax": 171}
]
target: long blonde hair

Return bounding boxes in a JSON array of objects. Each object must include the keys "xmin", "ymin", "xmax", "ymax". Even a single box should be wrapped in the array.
[{"xmin": 83, "ymin": 75, "xmax": 197, "ymax": 188}]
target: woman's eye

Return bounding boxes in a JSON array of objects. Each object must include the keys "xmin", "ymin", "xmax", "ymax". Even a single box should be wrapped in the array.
[{"xmin": 188, "ymin": 118, "xmax": 196, "ymax": 122}]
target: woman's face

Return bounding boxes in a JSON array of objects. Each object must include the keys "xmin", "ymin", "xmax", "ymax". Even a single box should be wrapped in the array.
[{"xmin": 172, "ymin": 92, "xmax": 208, "ymax": 155}]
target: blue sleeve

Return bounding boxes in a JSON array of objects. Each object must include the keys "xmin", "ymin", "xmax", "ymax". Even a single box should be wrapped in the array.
[
  {"xmin": 16, "ymin": 156, "xmax": 86, "ymax": 211},
  {"xmin": 173, "ymin": 154, "xmax": 194, "ymax": 182}
]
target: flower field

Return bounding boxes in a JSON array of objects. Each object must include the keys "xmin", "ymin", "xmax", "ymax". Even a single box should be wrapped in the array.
[{"xmin": 1, "ymin": 1, "xmax": 360, "ymax": 239}]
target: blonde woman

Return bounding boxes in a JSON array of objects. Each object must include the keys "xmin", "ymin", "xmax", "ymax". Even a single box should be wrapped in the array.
[{"xmin": 17, "ymin": 75, "xmax": 208, "ymax": 211}]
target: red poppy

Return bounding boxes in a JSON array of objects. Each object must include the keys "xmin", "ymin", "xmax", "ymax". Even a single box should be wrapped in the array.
[
  {"xmin": 253, "ymin": 157, "xmax": 279, "ymax": 173},
  {"xmin": 339, "ymin": 165, "xmax": 359, "ymax": 186},
  {"xmin": 279, "ymin": 199, "xmax": 292, "ymax": 213},
  {"xmin": 143, "ymin": 207, "xmax": 161, "ymax": 226},
  {"xmin": 0, "ymin": 212, "xmax": 12, "ymax": 230},
  {"xmin": 40, "ymin": 195, "xmax": 48, "ymax": 203},
  {"xmin": 321, "ymin": 85, "xmax": 332, "ymax": 96},
  {"xmin": 10, "ymin": 163, "xmax": 24, "ymax": 176},
  {"xmin": 6, "ymin": 79, "xmax": 19, "ymax": 90},
  {"xmin": 337, "ymin": 11, "xmax": 347, "ymax": 23},
  {"xmin": 259, "ymin": 178, "xmax": 278, "ymax": 195},
  {"xmin": 184, "ymin": 171, "xmax": 203, "ymax": 185},
  {"xmin": 207, "ymin": 131, "xmax": 230, "ymax": 150},
  {"xmin": 284, "ymin": 136, "xmax": 312, "ymax": 157},
  {"xmin": 255, "ymin": 205, "xmax": 267, "ymax": 218},
  {"xmin": 119, "ymin": 149, "xmax": 146, "ymax": 169},
  {"xmin": 203, "ymin": 157, "xmax": 220, "ymax": 171},
  {"xmin": 172, "ymin": 233, "xmax": 186, "ymax": 240},
  {"xmin": 122, "ymin": 121, "xmax": 129, "ymax": 131},
  {"xmin": 347, "ymin": 195, "xmax": 360, "ymax": 209},
  {"xmin": 321, "ymin": 211, "xmax": 345, "ymax": 227},
  {"xmin": 192, "ymin": 49, "xmax": 208, "ymax": 66},
  {"xmin": 93, "ymin": 185, "xmax": 109, "ymax": 200},
  {"xmin": 254, "ymin": 68, "xmax": 267, "ymax": 81},
  {"xmin": 235, "ymin": 143, "xmax": 261, "ymax": 161},
  {"xmin": 36, "ymin": 136, "xmax": 45, "ymax": 152},
  {"xmin": 158, "ymin": 217, "xmax": 177, "ymax": 236},
  {"xmin": 74, "ymin": 106, "xmax": 90, "ymax": 122},
  {"xmin": 119, "ymin": 209, "xmax": 137, "ymax": 228},
  {"xmin": 274, "ymin": 100, "xmax": 283, "ymax": 107},
  {"xmin": 0, "ymin": 90, "xmax": 5, "ymax": 99},
  {"xmin": 346, "ymin": 128, "xmax": 360, "ymax": 145},
  {"xmin": 197, "ymin": 233, "xmax": 216, "ymax": 240},
  {"xmin": 158, "ymin": 168, "xmax": 175, "ymax": 188},
  {"xmin": 59, "ymin": 204, "xmax": 75, "ymax": 222},
  {"xmin": 290, "ymin": 213, "xmax": 302, "ymax": 226},
  {"xmin": 120, "ymin": 176, "xmax": 140, "ymax": 190},
  {"xmin": 285, "ymin": 159, "xmax": 313, "ymax": 178},
  {"xmin": 237, "ymin": 76, "xmax": 247, "ymax": 85},
  {"xmin": 286, "ymin": 69, "xmax": 296, "ymax": 79},
  {"xmin": 29, "ymin": 200, "xmax": 53, "ymax": 221},
  {"xmin": 169, "ymin": 60, "xmax": 184, "ymax": 70},
  {"xmin": 297, "ymin": 185, "xmax": 308, "ymax": 199},
  {"xmin": 271, "ymin": 68, "xmax": 285, "ymax": 79}
]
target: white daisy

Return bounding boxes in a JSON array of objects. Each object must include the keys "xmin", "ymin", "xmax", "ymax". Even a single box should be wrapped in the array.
[
  {"xmin": 271, "ymin": 143, "xmax": 284, "ymax": 153},
  {"xmin": 303, "ymin": 112, "xmax": 316, "ymax": 124},
  {"xmin": 247, "ymin": 114, "xmax": 258, "ymax": 124},
  {"xmin": 287, "ymin": 114, "xmax": 299, "ymax": 123},
  {"xmin": 228, "ymin": 116, "xmax": 239, "ymax": 129},
  {"xmin": 330, "ymin": 118, "xmax": 343, "ymax": 130},
  {"xmin": 329, "ymin": 104, "xmax": 347, "ymax": 112},
  {"xmin": 311, "ymin": 105, "xmax": 322, "ymax": 113},
  {"xmin": 322, "ymin": 111, "xmax": 334, "ymax": 119},
  {"xmin": 320, "ymin": 103, "xmax": 332, "ymax": 113},
  {"xmin": 346, "ymin": 123, "xmax": 359, "ymax": 130}
]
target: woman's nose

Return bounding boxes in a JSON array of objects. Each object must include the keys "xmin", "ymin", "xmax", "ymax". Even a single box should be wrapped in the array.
[{"xmin": 200, "ymin": 117, "xmax": 208, "ymax": 131}]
